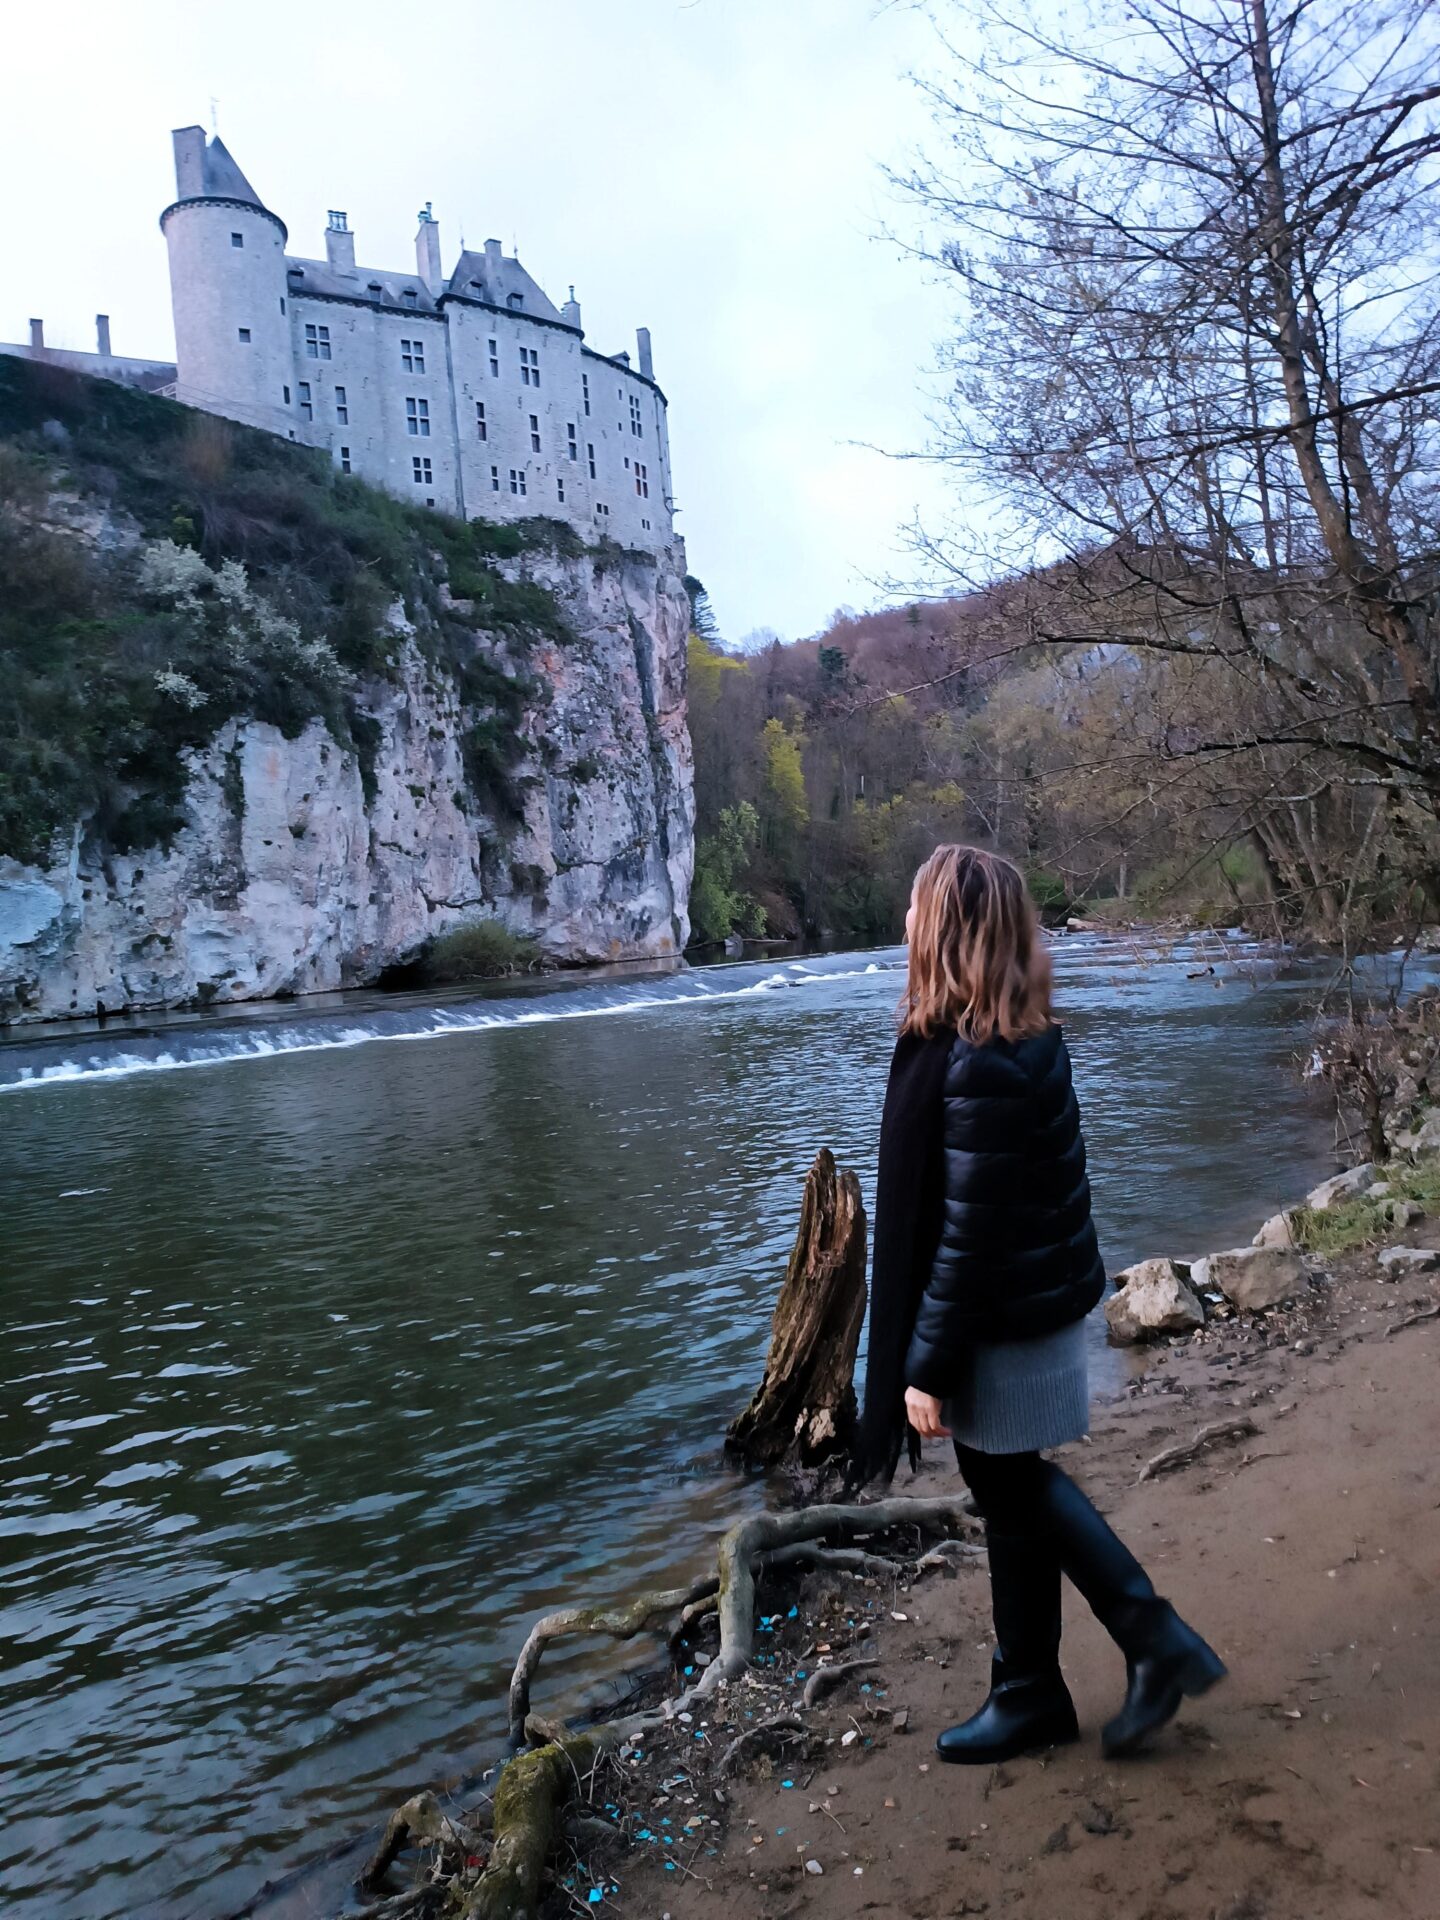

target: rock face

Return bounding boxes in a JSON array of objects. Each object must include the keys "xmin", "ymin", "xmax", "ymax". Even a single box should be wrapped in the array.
[
  {"xmin": 1305, "ymin": 1165, "xmax": 1376, "ymax": 1211},
  {"xmin": 1105, "ymin": 1258, "xmax": 1206, "ymax": 1345},
  {"xmin": 0, "ymin": 544, "xmax": 695, "ymax": 1022},
  {"xmin": 1191, "ymin": 1246, "xmax": 1306, "ymax": 1312}
]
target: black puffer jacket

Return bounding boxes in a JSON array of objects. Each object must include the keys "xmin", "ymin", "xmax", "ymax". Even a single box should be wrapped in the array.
[{"xmin": 903, "ymin": 1022, "xmax": 1105, "ymax": 1397}]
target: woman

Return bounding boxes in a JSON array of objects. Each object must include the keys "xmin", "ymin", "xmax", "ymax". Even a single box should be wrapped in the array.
[{"xmin": 856, "ymin": 845, "xmax": 1225, "ymax": 1764}]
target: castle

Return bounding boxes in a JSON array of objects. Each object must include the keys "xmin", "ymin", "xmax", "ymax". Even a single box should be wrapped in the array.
[{"xmin": 2, "ymin": 128, "xmax": 676, "ymax": 554}]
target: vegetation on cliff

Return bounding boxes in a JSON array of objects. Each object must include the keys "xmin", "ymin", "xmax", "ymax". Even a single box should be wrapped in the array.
[{"xmin": 0, "ymin": 357, "xmax": 578, "ymax": 864}]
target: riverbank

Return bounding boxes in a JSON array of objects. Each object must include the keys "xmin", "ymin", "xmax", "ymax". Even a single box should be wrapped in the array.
[{"xmin": 574, "ymin": 1219, "xmax": 1440, "ymax": 1919}]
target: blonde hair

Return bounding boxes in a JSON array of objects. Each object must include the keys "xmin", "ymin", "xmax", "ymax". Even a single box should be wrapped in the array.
[{"xmin": 899, "ymin": 845, "xmax": 1053, "ymax": 1042}]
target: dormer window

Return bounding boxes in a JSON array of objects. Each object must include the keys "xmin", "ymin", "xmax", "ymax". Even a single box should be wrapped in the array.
[
  {"xmin": 507, "ymin": 292, "xmax": 524, "ymax": 310},
  {"xmin": 402, "ymin": 288, "xmax": 418, "ymax": 306},
  {"xmin": 368, "ymin": 282, "xmax": 383, "ymax": 298}
]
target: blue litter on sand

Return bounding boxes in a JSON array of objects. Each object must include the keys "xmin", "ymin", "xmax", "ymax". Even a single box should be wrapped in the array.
[
  {"xmin": 588, "ymin": 1892, "xmax": 603, "ymax": 1905},
  {"xmin": 781, "ymin": 1779, "xmax": 795, "ymax": 1789}
]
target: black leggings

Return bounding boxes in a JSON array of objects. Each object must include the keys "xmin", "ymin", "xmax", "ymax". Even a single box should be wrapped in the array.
[{"xmin": 953, "ymin": 1442, "xmax": 1059, "ymax": 1532}]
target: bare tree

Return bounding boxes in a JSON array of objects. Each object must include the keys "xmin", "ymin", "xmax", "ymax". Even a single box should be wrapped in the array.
[{"xmin": 899, "ymin": 0, "xmax": 1440, "ymax": 925}]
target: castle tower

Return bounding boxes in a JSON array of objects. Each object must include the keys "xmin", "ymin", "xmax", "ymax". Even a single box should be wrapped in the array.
[{"xmin": 161, "ymin": 127, "xmax": 292, "ymax": 434}]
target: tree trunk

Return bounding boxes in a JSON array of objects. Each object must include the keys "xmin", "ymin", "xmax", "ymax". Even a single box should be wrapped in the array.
[{"xmin": 725, "ymin": 1148, "xmax": 867, "ymax": 1467}]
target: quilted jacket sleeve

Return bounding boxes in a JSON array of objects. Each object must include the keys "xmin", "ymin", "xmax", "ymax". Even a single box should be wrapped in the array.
[{"xmin": 902, "ymin": 1035, "xmax": 1036, "ymax": 1398}]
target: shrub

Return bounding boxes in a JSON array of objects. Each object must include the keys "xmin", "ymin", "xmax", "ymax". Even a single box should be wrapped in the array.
[{"xmin": 422, "ymin": 918, "xmax": 540, "ymax": 982}]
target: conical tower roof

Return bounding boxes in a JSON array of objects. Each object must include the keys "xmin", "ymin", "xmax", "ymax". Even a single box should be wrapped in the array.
[{"xmin": 201, "ymin": 135, "xmax": 264, "ymax": 207}]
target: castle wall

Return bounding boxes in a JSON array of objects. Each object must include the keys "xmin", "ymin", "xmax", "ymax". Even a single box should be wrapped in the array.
[{"xmin": 157, "ymin": 142, "xmax": 672, "ymax": 549}]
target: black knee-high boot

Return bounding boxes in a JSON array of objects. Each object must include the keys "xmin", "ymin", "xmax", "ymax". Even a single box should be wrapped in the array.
[
  {"xmin": 936, "ymin": 1529, "xmax": 1079, "ymax": 1764},
  {"xmin": 1035, "ymin": 1466, "xmax": 1226, "ymax": 1757}
]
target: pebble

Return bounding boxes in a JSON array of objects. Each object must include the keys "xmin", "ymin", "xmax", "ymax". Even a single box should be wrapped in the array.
[{"xmin": 805, "ymin": 1859, "xmax": 824, "ymax": 1875}]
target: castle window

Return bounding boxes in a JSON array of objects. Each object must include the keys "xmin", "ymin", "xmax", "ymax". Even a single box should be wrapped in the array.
[
  {"xmin": 413, "ymin": 455, "xmax": 433, "ymax": 484},
  {"xmin": 509, "ymin": 468, "xmax": 527, "ymax": 497},
  {"xmin": 529, "ymin": 414, "xmax": 541, "ymax": 453},
  {"xmin": 335, "ymin": 386, "xmax": 348, "ymax": 424},
  {"xmin": 635, "ymin": 461, "xmax": 649, "ymax": 498},
  {"xmin": 567, "ymin": 423, "xmax": 578, "ymax": 461},
  {"xmin": 305, "ymin": 322, "xmax": 331, "ymax": 360},
  {"xmin": 231, "ymin": 232, "xmax": 244, "ymax": 248},
  {"xmin": 488, "ymin": 338, "xmax": 499, "ymax": 378},
  {"xmin": 624, "ymin": 457, "xmax": 630, "ymax": 471},
  {"xmin": 630, "ymin": 395, "xmax": 643, "ymax": 437},
  {"xmin": 475, "ymin": 401, "xmax": 487, "ymax": 441},
  {"xmin": 340, "ymin": 446, "xmax": 352, "ymax": 473},
  {"xmin": 595, "ymin": 501, "xmax": 610, "ymax": 519},
  {"xmin": 557, "ymin": 477, "xmax": 566, "ymax": 503},
  {"xmin": 520, "ymin": 346, "xmax": 540, "ymax": 387},
  {"xmin": 280, "ymin": 297, "xmax": 286, "ymax": 314},
  {"xmin": 299, "ymin": 381, "xmax": 313, "ymax": 421},
  {"xmin": 491, "ymin": 465, "xmax": 500, "ymax": 492},
  {"xmin": 586, "ymin": 442, "xmax": 596, "ymax": 479},
  {"xmin": 402, "ymin": 288, "xmax": 418, "ymax": 306},
  {"xmin": 401, "ymin": 337, "xmax": 425, "ymax": 374},
  {"xmin": 237, "ymin": 327, "xmax": 251, "ymax": 343},
  {"xmin": 406, "ymin": 396, "xmax": 430, "ymax": 437},
  {"xmin": 582, "ymin": 373, "xmax": 590, "ymax": 416},
  {"xmin": 283, "ymin": 385, "xmax": 291, "ymax": 404}
]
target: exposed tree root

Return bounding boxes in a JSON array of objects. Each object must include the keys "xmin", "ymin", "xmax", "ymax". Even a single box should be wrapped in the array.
[
  {"xmin": 1138, "ymin": 1416, "xmax": 1260, "ymax": 1482},
  {"xmin": 696, "ymin": 1496, "xmax": 977, "ymax": 1696},
  {"xmin": 508, "ymin": 1578, "xmax": 717, "ymax": 1745},
  {"xmin": 506, "ymin": 1495, "xmax": 975, "ymax": 1745},
  {"xmin": 1386, "ymin": 1300, "xmax": 1439, "ymax": 1335},
  {"xmin": 802, "ymin": 1657, "xmax": 880, "ymax": 1708},
  {"xmin": 458, "ymin": 1736, "xmax": 595, "ymax": 1920},
  {"xmin": 358, "ymin": 1791, "xmax": 474, "ymax": 1898}
]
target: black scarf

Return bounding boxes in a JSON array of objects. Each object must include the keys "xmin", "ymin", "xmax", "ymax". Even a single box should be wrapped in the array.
[{"xmin": 851, "ymin": 1026, "xmax": 954, "ymax": 1488}]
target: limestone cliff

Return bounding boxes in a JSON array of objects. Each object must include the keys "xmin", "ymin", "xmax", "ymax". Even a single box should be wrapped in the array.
[
  {"xmin": 0, "ymin": 545, "xmax": 693, "ymax": 1022},
  {"xmin": 0, "ymin": 363, "xmax": 693, "ymax": 1024}
]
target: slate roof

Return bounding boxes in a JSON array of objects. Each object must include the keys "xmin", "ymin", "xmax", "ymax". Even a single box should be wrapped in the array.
[
  {"xmin": 201, "ymin": 136, "xmax": 264, "ymax": 207},
  {"xmin": 446, "ymin": 251, "xmax": 564, "ymax": 322},
  {"xmin": 283, "ymin": 256, "xmax": 441, "ymax": 311}
]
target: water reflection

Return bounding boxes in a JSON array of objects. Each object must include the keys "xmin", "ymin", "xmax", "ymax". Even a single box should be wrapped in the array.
[{"xmin": 0, "ymin": 943, "xmax": 1335, "ymax": 1918}]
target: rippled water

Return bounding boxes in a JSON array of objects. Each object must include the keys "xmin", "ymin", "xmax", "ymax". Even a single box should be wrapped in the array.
[{"xmin": 0, "ymin": 939, "xmax": 1340, "ymax": 1919}]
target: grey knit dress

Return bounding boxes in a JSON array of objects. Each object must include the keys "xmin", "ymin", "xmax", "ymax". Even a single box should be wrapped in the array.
[{"xmin": 942, "ymin": 1315, "xmax": 1090, "ymax": 1455}]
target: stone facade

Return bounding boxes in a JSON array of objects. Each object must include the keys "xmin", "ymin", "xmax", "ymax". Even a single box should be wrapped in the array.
[
  {"xmin": 160, "ymin": 128, "xmax": 674, "ymax": 553},
  {"xmin": 2, "ymin": 127, "xmax": 676, "ymax": 557}
]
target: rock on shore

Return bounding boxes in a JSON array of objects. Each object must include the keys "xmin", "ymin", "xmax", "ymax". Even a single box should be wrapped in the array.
[{"xmin": 1104, "ymin": 1258, "xmax": 1206, "ymax": 1344}]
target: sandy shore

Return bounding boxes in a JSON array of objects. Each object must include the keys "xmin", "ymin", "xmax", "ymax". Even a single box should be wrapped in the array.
[{"xmin": 616, "ymin": 1234, "xmax": 1440, "ymax": 1920}]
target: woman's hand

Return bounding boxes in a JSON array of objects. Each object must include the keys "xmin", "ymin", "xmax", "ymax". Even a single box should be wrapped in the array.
[{"xmin": 904, "ymin": 1387, "xmax": 952, "ymax": 1441}]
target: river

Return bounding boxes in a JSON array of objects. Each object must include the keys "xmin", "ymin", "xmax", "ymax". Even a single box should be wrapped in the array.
[{"xmin": 0, "ymin": 936, "xmax": 1339, "ymax": 1919}]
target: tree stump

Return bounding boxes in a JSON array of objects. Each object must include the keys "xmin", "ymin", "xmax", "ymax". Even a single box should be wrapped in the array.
[{"xmin": 726, "ymin": 1147, "xmax": 867, "ymax": 1467}]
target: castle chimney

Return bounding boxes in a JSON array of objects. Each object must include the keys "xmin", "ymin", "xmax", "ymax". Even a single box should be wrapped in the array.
[
  {"xmin": 562, "ymin": 285, "xmax": 582, "ymax": 331},
  {"xmin": 96, "ymin": 314, "xmax": 112, "ymax": 357},
  {"xmin": 415, "ymin": 203, "xmax": 442, "ymax": 292},
  {"xmin": 484, "ymin": 237, "xmax": 502, "ymax": 264},
  {"xmin": 637, "ymin": 326, "xmax": 653, "ymax": 380},
  {"xmin": 29, "ymin": 318, "xmax": 44, "ymax": 351},
  {"xmin": 325, "ymin": 210, "xmax": 356, "ymax": 273},
  {"xmin": 172, "ymin": 125, "xmax": 206, "ymax": 198}
]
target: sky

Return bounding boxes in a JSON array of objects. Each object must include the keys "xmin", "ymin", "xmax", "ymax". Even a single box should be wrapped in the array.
[{"xmin": 0, "ymin": 0, "xmax": 962, "ymax": 643}]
